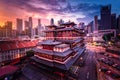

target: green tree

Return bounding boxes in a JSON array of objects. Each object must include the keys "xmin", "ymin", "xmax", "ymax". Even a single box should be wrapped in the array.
[
  {"xmin": 102, "ymin": 33, "xmax": 113, "ymax": 42},
  {"xmin": 116, "ymin": 34, "xmax": 120, "ymax": 41},
  {"xmin": 26, "ymin": 50, "xmax": 35, "ymax": 57}
]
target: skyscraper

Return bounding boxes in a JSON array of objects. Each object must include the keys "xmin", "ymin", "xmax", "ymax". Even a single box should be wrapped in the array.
[
  {"xmin": 38, "ymin": 19, "xmax": 41, "ymax": 26},
  {"xmin": 5, "ymin": 21, "xmax": 12, "ymax": 37},
  {"xmin": 34, "ymin": 19, "xmax": 41, "ymax": 36},
  {"xmin": 111, "ymin": 13, "xmax": 117, "ymax": 29},
  {"xmin": 78, "ymin": 22, "xmax": 85, "ymax": 29},
  {"xmin": 24, "ymin": 21, "xmax": 29, "ymax": 35},
  {"xmin": 94, "ymin": 15, "xmax": 98, "ymax": 31},
  {"xmin": 37, "ymin": 19, "xmax": 41, "ymax": 36},
  {"xmin": 50, "ymin": 18, "xmax": 54, "ymax": 25},
  {"xmin": 37, "ymin": 19, "xmax": 45, "ymax": 37},
  {"xmin": 117, "ymin": 15, "xmax": 120, "ymax": 30},
  {"xmin": 16, "ymin": 18, "xmax": 23, "ymax": 35},
  {"xmin": 100, "ymin": 5, "xmax": 111, "ymax": 30},
  {"xmin": 58, "ymin": 19, "xmax": 64, "ymax": 26},
  {"xmin": 29, "ymin": 17, "xmax": 33, "ymax": 38},
  {"xmin": 87, "ymin": 21, "xmax": 94, "ymax": 33}
]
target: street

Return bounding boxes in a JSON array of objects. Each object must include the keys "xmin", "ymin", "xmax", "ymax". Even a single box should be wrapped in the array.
[{"xmin": 78, "ymin": 50, "xmax": 97, "ymax": 80}]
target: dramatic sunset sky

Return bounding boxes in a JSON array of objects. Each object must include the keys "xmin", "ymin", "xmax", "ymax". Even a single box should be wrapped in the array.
[{"xmin": 0, "ymin": 0, "xmax": 120, "ymax": 29}]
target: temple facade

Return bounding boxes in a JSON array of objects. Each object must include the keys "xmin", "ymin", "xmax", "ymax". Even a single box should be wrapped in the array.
[{"xmin": 32, "ymin": 22, "xmax": 86, "ymax": 71}]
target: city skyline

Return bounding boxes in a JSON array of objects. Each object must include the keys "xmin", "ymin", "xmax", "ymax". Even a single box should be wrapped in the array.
[{"xmin": 0, "ymin": 0, "xmax": 120, "ymax": 29}]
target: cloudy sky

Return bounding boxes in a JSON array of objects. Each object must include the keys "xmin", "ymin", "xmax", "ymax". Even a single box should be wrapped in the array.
[{"xmin": 0, "ymin": 0, "xmax": 120, "ymax": 29}]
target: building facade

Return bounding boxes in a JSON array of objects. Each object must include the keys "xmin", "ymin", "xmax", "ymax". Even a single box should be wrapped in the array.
[{"xmin": 0, "ymin": 40, "xmax": 38, "ymax": 66}]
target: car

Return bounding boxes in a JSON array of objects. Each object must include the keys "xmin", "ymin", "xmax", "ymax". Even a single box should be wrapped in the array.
[
  {"xmin": 107, "ymin": 61, "xmax": 114, "ymax": 66},
  {"xmin": 106, "ymin": 70, "xmax": 112, "ymax": 75},
  {"xmin": 79, "ymin": 63, "xmax": 84, "ymax": 67},
  {"xmin": 54, "ymin": 72, "xmax": 65, "ymax": 77},
  {"xmin": 105, "ymin": 61, "xmax": 109, "ymax": 64},
  {"xmin": 112, "ymin": 64, "xmax": 118, "ymax": 68},
  {"xmin": 116, "ymin": 66, "xmax": 120, "ymax": 70},
  {"xmin": 97, "ymin": 59, "xmax": 101, "ymax": 62},
  {"xmin": 111, "ymin": 73, "xmax": 120, "ymax": 79},
  {"xmin": 107, "ymin": 58, "xmax": 111, "ymax": 61},
  {"xmin": 104, "ymin": 53, "xmax": 109, "ymax": 56},
  {"xmin": 108, "ymin": 55, "xmax": 113, "ymax": 58},
  {"xmin": 106, "ymin": 54, "xmax": 109, "ymax": 57},
  {"xmin": 101, "ymin": 58, "xmax": 105, "ymax": 59},
  {"xmin": 100, "ymin": 68, "xmax": 108, "ymax": 72},
  {"xmin": 99, "ymin": 52, "xmax": 105, "ymax": 55},
  {"xmin": 102, "ymin": 60, "xmax": 108, "ymax": 64}
]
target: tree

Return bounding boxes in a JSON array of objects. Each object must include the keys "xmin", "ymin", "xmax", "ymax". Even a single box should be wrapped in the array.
[
  {"xmin": 26, "ymin": 50, "xmax": 35, "ymax": 57},
  {"xmin": 102, "ymin": 33, "xmax": 113, "ymax": 42},
  {"xmin": 116, "ymin": 34, "xmax": 120, "ymax": 41}
]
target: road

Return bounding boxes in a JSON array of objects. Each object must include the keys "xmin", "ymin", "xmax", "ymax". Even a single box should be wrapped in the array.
[{"xmin": 78, "ymin": 50, "xmax": 97, "ymax": 80}]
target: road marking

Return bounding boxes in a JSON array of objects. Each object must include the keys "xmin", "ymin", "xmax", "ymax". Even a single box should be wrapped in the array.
[{"xmin": 86, "ymin": 72, "xmax": 89, "ymax": 79}]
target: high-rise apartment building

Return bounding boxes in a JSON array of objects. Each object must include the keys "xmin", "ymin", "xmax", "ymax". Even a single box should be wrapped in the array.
[
  {"xmin": 111, "ymin": 13, "xmax": 117, "ymax": 29},
  {"xmin": 24, "ymin": 21, "xmax": 29, "ymax": 35},
  {"xmin": 100, "ymin": 5, "xmax": 111, "ymax": 30},
  {"xmin": 5, "ymin": 21, "xmax": 12, "ymax": 37},
  {"xmin": 16, "ymin": 18, "xmax": 23, "ymax": 35},
  {"xmin": 50, "ymin": 18, "xmax": 54, "ymax": 25},
  {"xmin": 117, "ymin": 15, "xmax": 120, "ymax": 30},
  {"xmin": 94, "ymin": 15, "xmax": 98, "ymax": 31},
  {"xmin": 29, "ymin": 17, "xmax": 33, "ymax": 38}
]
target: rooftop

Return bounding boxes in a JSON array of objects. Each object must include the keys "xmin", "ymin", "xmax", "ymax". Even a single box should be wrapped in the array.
[
  {"xmin": 54, "ymin": 44, "xmax": 69, "ymax": 48},
  {"xmin": 60, "ymin": 22, "xmax": 76, "ymax": 26},
  {"xmin": 38, "ymin": 40, "xmax": 61, "ymax": 46},
  {"xmin": 46, "ymin": 24, "xmax": 58, "ymax": 28},
  {"xmin": 31, "ymin": 48, "xmax": 85, "ymax": 70},
  {"xmin": 57, "ymin": 38, "xmax": 84, "ymax": 44},
  {"xmin": 44, "ymin": 27, "xmax": 75, "ymax": 32},
  {"xmin": 0, "ymin": 40, "xmax": 38, "ymax": 51},
  {"xmin": 33, "ymin": 46, "xmax": 80, "ymax": 57},
  {"xmin": 0, "ymin": 65, "xmax": 19, "ymax": 78}
]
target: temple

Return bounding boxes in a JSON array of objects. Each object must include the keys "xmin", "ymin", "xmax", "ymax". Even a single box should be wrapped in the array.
[{"xmin": 31, "ymin": 22, "xmax": 86, "ymax": 71}]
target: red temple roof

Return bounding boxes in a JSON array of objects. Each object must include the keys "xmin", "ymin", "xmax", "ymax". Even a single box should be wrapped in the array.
[
  {"xmin": 60, "ymin": 22, "xmax": 76, "ymax": 26},
  {"xmin": 0, "ymin": 40, "xmax": 38, "ymax": 52},
  {"xmin": 0, "ymin": 65, "xmax": 19, "ymax": 78},
  {"xmin": 46, "ymin": 24, "xmax": 58, "ymax": 28}
]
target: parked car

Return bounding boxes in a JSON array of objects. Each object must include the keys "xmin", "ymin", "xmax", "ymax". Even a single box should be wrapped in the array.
[
  {"xmin": 112, "ymin": 64, "xmax": 118, "ymax": 68},
  {"xmin": 116, "ymin": 66, "xmax": 120, "ymax": 70},
  {"xmin": 54, "ymin": 72, "xmax": 65, "ymax": 77},
  {"xmin": 111, "ymin": 73, "xmax": 120, "ymax": 79},
  {"xmin": 100, "ymin": 68, "xmax": 108, "ymax": 72},
  {"xmin": 99, "ymin": 52, "xmax": 105, "ymax": 55},
  {"xmin": 108, "ymin": 55, "xmax": 113, "ymax": 58},
  {"xmin": 107, "ymin": 61, "xmax": 114, "ymax": 66},
  {"xmin": 106, "ymin": 70, "xmax": 112, "ymax": 75},
  {"xmin": 97, "ymin": 59, "xmax": 101, "ymax": 62},
  {"xmin": 104, "ymin": 53, "xmax": 109, "ymax": 56}
]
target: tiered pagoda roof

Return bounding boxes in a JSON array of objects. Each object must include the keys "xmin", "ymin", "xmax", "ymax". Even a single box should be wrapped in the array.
[{"xmin": 32, "ymin": 48, "xmax": 85, "ymax": 70}]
